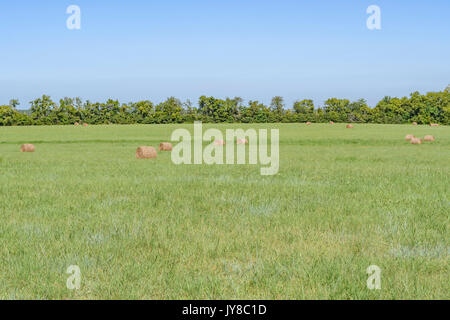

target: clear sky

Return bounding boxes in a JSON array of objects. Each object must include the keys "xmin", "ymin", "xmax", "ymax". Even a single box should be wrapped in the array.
[{"xmin": 0, "ymin": 0, "xmax": 449, "ymax": 109}]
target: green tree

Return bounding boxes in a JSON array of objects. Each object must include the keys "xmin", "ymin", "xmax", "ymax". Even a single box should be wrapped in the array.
[
  {"xmin": 0, "ymin": 105, "xmax": 31, "ymax": 126},
  {"xmin": 1, "ymin": 90, "xmax": 448, "ymax": 126},
  {"xmin": 293, "ymin": 99, "xmax": 315, "ymax": 122},
  {"xmin": 241, "ymin": 100, "xmax": 270, "ymax": 123},
  {"xmin": 9, "ymin": 99, "xmax": 20, "ymax": 108},
  {"xmin": 132, "ymin": 100, "xmax": 155, "ymax": 123},
  {"xmin": 270, "ymin": 96, "xmax": 285, "ymax": 122},
  {"xmin": 323, "ymin": 98, "xmax": 351, "ymax": 122},
  {"xmin": 155, "ymin": 97, "xmax": 183, "ymax": 123},
  {"xmin": 30, "ymin": 95, "xmax": 56, "ymax": 125},
  {"xmin": 198, "ymin": 96, "xmax": 235, "ymax": 123},
  {"xmin": 348, "ymin": 99, "xmax": 370, "ymax": 122}
]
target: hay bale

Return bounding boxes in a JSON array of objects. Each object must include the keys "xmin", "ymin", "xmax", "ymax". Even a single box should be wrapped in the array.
[
  {"xmin": 237, "ymin": 139, "xmax": 248, "ymax": 145},
  {"xmin": 412, "ymin": 122, "xmax": 418, "ymax": 126},
  {"xmin": 159, "ymin": 142, "xmax": 173, "ymax": 151},
  {"xmin": 306, "ymin": 122, "xmax": 312, "ymax": 126},
  {"xmin": 136, "ymin": 146, "xmax": 157, "ymax": 159},
  {"xmin": 424, "ymin": 135, "xmax": 435, "ymax": 142},
  {"xmin": 329, "ymin": 121, "xmax": 334, "ymax": 124},
  {"xmin": 74, "ymin": 122, "xmax": 80, "ymax": 126},
  {"xmin": 82, "ymin": 123, "xmax": 89, "ymax": 127},
  {"xmin": 405, "ymin": 134, "xmax": 415, "ymax": 141},
  {"xmin": 214, "ymin": 140, "xmax": 226, "ymax": 146},
  {"xmin": 410, "ymin": 138, "xmax": 422, "ymax": 145},
  {"xmin": 346, "ymin": 124, "xmax": 354, "ymax": 129},
  {"xmin": 430, "ymin": 123, "xmax": 440, "ymax": 127},
  {"xmin": 20, "ymin": 144, "xmax": 35, "ymax": 152}
]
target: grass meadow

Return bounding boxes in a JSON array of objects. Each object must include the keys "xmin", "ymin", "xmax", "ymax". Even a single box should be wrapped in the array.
[{"xmin": 0, "ymin": 123, "xmax": 448, "ymax": 299}]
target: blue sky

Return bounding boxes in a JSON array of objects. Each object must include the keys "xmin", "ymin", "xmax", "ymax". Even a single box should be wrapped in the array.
[{"xmin": 0, "ymin": 0, "xmax": 449, "ymax": 109}]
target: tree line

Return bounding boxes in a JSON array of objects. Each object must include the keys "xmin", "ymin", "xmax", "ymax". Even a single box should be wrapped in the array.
[{"xmin": 1, "ymin": 89, "xmax": 449, "ymax": 126}]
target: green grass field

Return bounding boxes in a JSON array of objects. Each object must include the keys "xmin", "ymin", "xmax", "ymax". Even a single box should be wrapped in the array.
[{"xmin": 0, "ymin": 123, "xmax": 448, "ymax": 299}]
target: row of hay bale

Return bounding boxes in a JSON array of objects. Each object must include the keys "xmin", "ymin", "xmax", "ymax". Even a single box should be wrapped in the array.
[
  {"xmin": 405, "ymin": 134, "xmax": 435, "ymax": 145},
  {"xmin": 19, "ymin": 142, "xmax": 173, "ymax": 156},
  {"xmin": 19, "ymin": 139, "xmax": 250, "ymax": 156},
  {"xmin": 17, "ymin": 126, "xmax": 439, "ymax": 155},
  {"xmin": 136, "ymin": 139, "xmax": 248, "ymax": 159},
  {"xmin": 135, "ymin": 142, "xmax": 173, "ymax": 159}
]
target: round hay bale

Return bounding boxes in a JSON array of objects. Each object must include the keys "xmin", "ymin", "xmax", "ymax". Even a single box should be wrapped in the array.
[
  {"xmin": 20, "ymin": 144, "xmax": 35, "ymax": 152},
  {"xmin": 136, "ymin": 146, "xmax": 157, "ymax": 159},
  {"xmin": 306, "ymin": 122, "xmax": 312, "ymax": 126},
  {"xmin": 237, "ymin": 139, "xmax": 248, "ymax": 145},
  {"xmin": 346, "ymin": 124, "xmax": 354, "ymax": 129},
  {"xmin": 405, "ymin": 134, "xmax": 415, "ymax": 141},
  {"xmin": 430, "ymin": 123, "xmax": 440, "ymax": 127},
  {"xmin": 329, "ymin": 121, "xmax": 334, "ymax": 125},
  {"xmin": 214, "ymin": 140, "xmax": 226, "ymax": 146},
  {"xmin": 74, "ymin": 122, "xmax": 80, "ymax": 126},
  {"xmin": 410, "ymin": 138, "xmax": 422, "ymax": 145},
  {"xmin": 412, "ymin": 122, "xmax": 418, "ymax": 126},
  {"xmin": 424, "ymin": 135, "xmax": 435, "ymax": 142},
  {"xmin": 159, "ymin": 142, "xmax": 173, "ymax": 151},
  {"xmin": 82, "ymin": 123, "xmax": 89, "ymax": 127}
]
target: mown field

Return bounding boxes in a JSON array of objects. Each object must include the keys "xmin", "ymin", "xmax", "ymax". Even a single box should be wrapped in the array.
[{"xmin": 0, "ymin": 123, "xmax": 448, "ymax": 299}]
